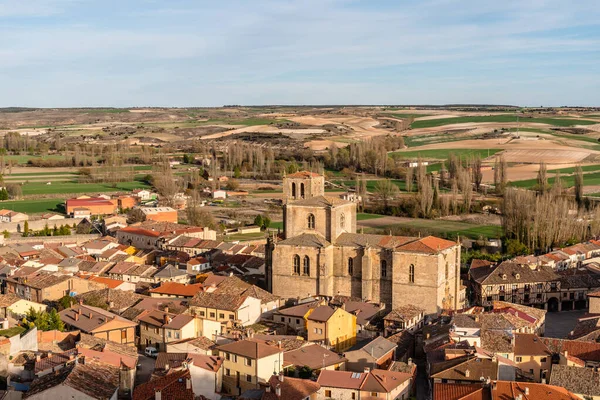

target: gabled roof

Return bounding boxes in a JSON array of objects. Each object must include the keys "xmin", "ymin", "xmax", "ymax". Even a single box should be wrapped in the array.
[
  {"xmin": 59, "ymin": 304, "xmax": 137, "ymax": 333},
  {"xmin": 283, "ymin": 344, "xmax": 346, "ymax": 370},
  {"xmin": 278, "ymin": 233, "xmax": 332, "ymax": 248},
  {"xmin": 149, "ymin": 282, "xmax": 203, "ymax": 297},
  {"xmin": 217, "ymin": 339, "xmax": 282, "ymax": 359},
  {"xmin": 492, "ymin": 380, "xmax": 579, "ymax": 400},
  {"xmin": 474, "ymin": 261, "xmax": 559, "ymax": 285},
  {"xmin": 347, "ymin": 336, "xmax": 397, "ymax": 361},
  {"xmin": 264, "ymin": 375, "xmax": 320, "ymax": 400},
  {"xmin": 549, "ymin": 365, "xmax": 600, "ymax": 398},
  {"xmin": 384, "ymin": 305, "xmax": 425, "ymax": 322},
  {"xmin": 26, "ymin": 361, "xmax": 120, "ymax": 400},
  {"xmin": 132, "ymin": 369, "xmax": 193, "ymax": 400},
  {"xmin": 541, "ymin": 337, "xmax": 600, "ymax": 362},
  {"xmin": 433, "ymin": 383, "xmax": 487, "ymax": 400},
  {"xmin": 514, "ymin": 334, "xmax": 551, "ymax": 357},
  {"xmin": 431, "ymin": 356, "xmax": 498, "ymax": 381},
  {"xmin": 317, "ymin": 369, "xmax": 411, "ymax": 393},
  {"xmin": 307, "ymin": 305, "xmax": 336, "ymax": 322}
]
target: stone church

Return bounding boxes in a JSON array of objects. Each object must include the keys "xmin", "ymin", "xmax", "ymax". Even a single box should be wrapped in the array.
[{"xmin": 266, "ymin": 171, "xmax": 462, "ymax": 316}]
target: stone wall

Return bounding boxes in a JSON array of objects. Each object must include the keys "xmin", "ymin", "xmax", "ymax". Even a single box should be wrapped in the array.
[{"xmin": 0, "ymin": 217, "xmax": 85, "ymax": 234}]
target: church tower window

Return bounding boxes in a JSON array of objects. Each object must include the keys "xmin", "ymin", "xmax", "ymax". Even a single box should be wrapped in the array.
[
  {"xmin": 291, "ymin": 183, "xmax": 296, "ymax": 199},
  {"xmin": 348, "ymin": 258, "xmax": 353, "ymax": 275},
  {"xmin": 307, "ymin": 214, "xmax": 315, "ymax": 229},
  {"xmin": 340, "ymin": 213, "xmax": 346, "ymax": 229},
  {"xmin": 303, "ymin": 256, "xmax": 310, "ymax": 276},
  {"xmin": 381, "ymin": 260, "xmax": 387, "ymax": 278},
  {"xmin": 300, "ymin": 183, "xmax": 305, "ymax": 198},
  {"xmin": 293, "ymin": 255, "xmax": 300, "ymax": 275},
  {"xmin": 409, "ymin": 264, "xmax": 415, "ymax": 283}
]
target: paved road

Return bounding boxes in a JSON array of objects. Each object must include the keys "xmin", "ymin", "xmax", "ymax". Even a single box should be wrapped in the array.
[
  {"xmin": 135, "ymin": 353, "xmax": 156, "ymax": 385},
  {"xmin": 544, "ymin": 310, "xmax": 587, "ymax": 338}
]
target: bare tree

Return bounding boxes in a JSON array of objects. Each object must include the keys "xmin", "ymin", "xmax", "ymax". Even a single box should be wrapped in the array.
[
  {"xmin": 374, "ymin": 179, "xmax": 400, "ymax": 212},
  {"xmin": 405, "ymin": 167, "xmax": 414, "ymax": 193},
  {"xmin": 417, "ymin": 175, "xmax": 434, "ymax": 218},
  {"xmin": 153, "ymin": 158, "xmax": 181, "ymax": 207},
  {"xmin": 471, "ymin": 155, "xmax": 483, "ymax": 191},
  {"xmin": 537, "ymin": 161, "xmax": 548, "ymax": 194},
  {"xmin": 574, "ymin": 164, "xmax": 584, "ymax": 206},
  {"xmin": 494, "ymin": 155, "xmax": 507, "ymax": 195}
]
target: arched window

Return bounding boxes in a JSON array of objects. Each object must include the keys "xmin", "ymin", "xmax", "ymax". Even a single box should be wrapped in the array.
[
  {"xmin": 303, "ymin": 256, "xmax": 310, "ymax": 276},
  {"xmin": 340, "ymin": 213, "xmax": 346, "ymax": 229},
  {"xmin": 300, "ymin": 183, "xmax": 305, "ymax": 198},
  {"xmin": 409, "ymin": 264, "xmax": 415, "ymax": 283},
  {"xmin": 307, "ymin": 214, "xmax": 315, "ymax": 229},
  {"xmin": 291, "ymin": 182, "xmax": 296, "ymax": 199},
  {"xmin": 293, "ymin": 255, "xmax": 301, "ymax": 275},
  {"xmin": 381, "ymin": 260, "xmax": 387, "ymax": 278},
  {"xmin": 348, "ymin": 257, "xmax": 353, "ymax": 276}
]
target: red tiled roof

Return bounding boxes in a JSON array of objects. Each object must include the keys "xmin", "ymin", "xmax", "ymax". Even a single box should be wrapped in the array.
[
  {"xmin": 396, "ymin": 236, "xmax": 456, "ymax": 253},
  {"xmin": 433, "ymin": 383, "xmax": 486, "ymax": 400},
  {"xmin": 118, "ymin": 227, "xmax": 161, "ymax": 237},
  {"xmin": 132, "ymin": 369, "xmax": 193, "ymax": 400},
  {"xmin": 86, "ymin": 276, "xmax": 125, "ymax": 289},
  {"xmin": 149, "ymin": 282, "xmax": 203, "ymax": 297}
]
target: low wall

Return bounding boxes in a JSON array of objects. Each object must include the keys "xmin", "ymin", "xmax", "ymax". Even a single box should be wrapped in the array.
[
  {"xmin": 3, "ymin": 233, "xmax": 101, "ymax": 245},
  {"xmin": 0, "ymin": 217, "xmax": 85, "ymax": 233}
]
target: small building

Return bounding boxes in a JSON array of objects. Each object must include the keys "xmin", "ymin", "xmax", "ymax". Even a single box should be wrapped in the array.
[
  {"xmin": 218, "ymin": 339, "xmax": 284, "ymax": 396},
  {"xmin": 283, "ymin": 343, "xmax": 346, "ymax": 374},
  {"xmin": 5, "ymin": 273, "xmax": 105, "ymax": 303},
  {"xmin": 137, "ymin": 308, "xmax": 198, "ymax": 351},
  {"xmin": 213, "ymin": 190, "xmax": 227, "ymax": 199},
  {"xmin": 149, "ymin": 282, "xmax": 203, "ymax": 299},
  {"xmin": 383, "ymin": 304, "xmax": 425, "ymax": 336},
  {"xmin": 307, "ymin": 305, "xmax": 357, "ymax": 352},
  {"xmin": 140, "ymin": 207, "xmax": 178, "ymax": 223},
  {"xmin": 59, "ymin": 304, "xmax": 137, "ymax": 345},
  {"xmin": 26, "ymin": 361, "xmax": 120, "ymax": 400},
  {"xmin": 273, "ymin": 301, "xmax": 319, "ymax": 333},
  {"xmin": 189, "ymin": 292, "xmax": 262, "ymax": 327},
  {"xmin": 133, "ymin": 369, "xmax": 194, "ymax": 400},
  {"xmin": 0, "ymin": 209, "xmax": 28, "ymax": 223},
  {"xmin": 343, "ymin": 336, "xmax": 397, "ymax": 372},
  {"xmin": 65, "ymin": 197, "xmax": 118, "ymax": 216},
  {"xmin": 317, "ymin": 368, "xmax": 412, "ymax": 400}
]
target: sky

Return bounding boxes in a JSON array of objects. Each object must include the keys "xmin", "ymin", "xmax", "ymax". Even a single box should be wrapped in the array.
[{"xmin": 1, "ymin": 0, "xmax": 600, "ymax": 107}]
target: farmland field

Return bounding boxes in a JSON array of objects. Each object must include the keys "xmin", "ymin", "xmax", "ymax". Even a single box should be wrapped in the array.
[
  {"xmin": 391, "ymin": 148, "xmax": 502, "ymax": 160},
  {"xmin": 20, "ymin": 180, "xmax": 151, "ymax": 195},
  {"xmin": 374, "ymin": 218, "xmax": 502, "ymax": 240},
  {"xmin": 410, "ymin": 115, "xmax": 598, "ymax": 129},
  {"xmin": 0, "ymin": 199, "xmax": 65, "ymax": 213},
  {"xmin": 356, "ymin": 213, "xmax": 384, "ymax": 221},
  {"xmin": 509, "ymin": 171, "xmax": 600, "ymax": 189}
]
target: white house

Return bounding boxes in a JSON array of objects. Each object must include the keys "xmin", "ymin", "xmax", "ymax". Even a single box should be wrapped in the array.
[{"xmin": 212, "ymin": 190, "xmax": 227, "ymax": 199}]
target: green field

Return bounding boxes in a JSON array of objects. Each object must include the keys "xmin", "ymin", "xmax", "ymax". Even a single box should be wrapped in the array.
[
  {"xmin": 390, "ymin": 113, "xmax": 432, "ymax": 119},
  {"xmin": 20, "ymin": 180, "xmax": 151, "ymax": 195},
  {"xmin": 4, "ymin": 154, "xmax": 65, "ymax": 164},
  {"xmin": 270, "ymin": 221, "xmax": 283, "ymax": 230},
  {"xmin": 5, "ymin": 171, "xmax": 77, "ymax": 177},
  {"xmin": 378, "ymin": 219, "xmax": 502, "ymax": 240},
  {"xmin": 0, "ymin": 199, "xmax": 65, "ymax": 213},
  {"xmin": 410, "ymin": 115, "xmax": 598, "ymax": 129},
  {"xmin": 356, "ymin": 213, "xmax": 384, "ymax": 221},
  {"xmin": 547, "ymin": 164, "xmax": 600, "ymax": 174},
  {"xmin": 391, "ymin": 148, "xmax": 502, "ymax": 160},
  {"xmin": 509, "ymin": 171, "xmax": 600, "ymax": 189}
]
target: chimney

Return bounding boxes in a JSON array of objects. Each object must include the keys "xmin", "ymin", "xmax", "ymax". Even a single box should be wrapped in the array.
[
  {"xmin": 185, "ymin": 378, "xmax": 191, "ymax": 390},
  {"xmin": 109, "ymin": 301, "xmax": 114, "ymax": 308},
  {"xmin": 69, "ymin": 353, "xmax": 75, "ymax": 361},
  {"xmin": 88, "ymin": 312, "xmax": 93, "ymax": 319},
  {"xmin": 275, "ymin": 384, "xmax": 281, "ymax": 397},
  {"xmin": 47, "ymin": 351, "xmax": 53, "ymax": 358},
  {"xmin": 524, "ymin": 387, "xmax": 529, "ymax": 395},
  {"xmin": 164, "ymin": 306, "xmax": 169, "ymax": 314},
  {"xmin": 278, "ymin": 371, "xmax": 284, "ymax": 382},
  {"xmin": 164, "ymin": 313, "xmax": 169, "ymax": 324},
  {"xmin": 155, "ymin": 390, "xmax": 161, "ymax": 400},
  {"xmin": 74, "ymin": 313, "xmax": 79, "ymax": 321},
  {"xmin": 266, "ymin": 386, "xmax": 271, "ymax": 393},
  {"xmin": 35, "ymin": 353, "xmax": 41, "ymax": 362},
  {"xmin": 164, "ymin": 364, "xmax": 169, "ymax": 371},
  {"xmin": 465, "ymin": 369, "xmax": 470, "ymax": 378},
  {"xmin": 364, "ymin": 367, "xmax": 370, "ymax": 373},
  {"xmin": 564, "ymin": 350, "xmax": 568, "ymax": 359},
  {"xmin": 492, "ymin": 381, "xmax": 497, "ymax": 390},
  {"xmin": 278, "ymin": 340, "xmax": 282, "ymax": 349},
  {"xmin": 79, "ymin": 298, "xmax": 83, "ymax": 305}
]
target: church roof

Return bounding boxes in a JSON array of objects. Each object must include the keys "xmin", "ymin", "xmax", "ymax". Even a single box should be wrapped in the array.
[
  {"xmin": 335, "ymin": 233, "xmax": 456, "ymax": 254},
  {"xmin": 336, "ymin": 233, "xmax": 412, "ymax": 249},
  {"xmin": 286, "ymin": 171, "xmax": 322, "ymax": 178},
  {"xmin": 278, "ymin": 233, "xmax": 332, "ymax": 248},
  {"xmin": 287, "ymin": 195, "xmax": 352, "ymax": 207}
]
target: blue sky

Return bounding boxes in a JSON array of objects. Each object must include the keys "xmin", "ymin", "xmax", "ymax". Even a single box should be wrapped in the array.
[{"xmin": 1, "ymin": 0, "xmax": 599, "ymax": 107}]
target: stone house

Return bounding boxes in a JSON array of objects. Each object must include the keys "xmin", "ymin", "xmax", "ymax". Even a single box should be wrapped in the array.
[
  {"xmin": 513, "ymin": 333, "xmax": 552, "ymax": 382},
  {"xmin": 283, "ymin": 343, "xmax": 346, "ymax": 374},
  {"xmin": 5, "ymin": 273, "xmax": 105, "ymax": 303},
  {"xmin": 273, "ymin": 301, "xmax": 319, "ymax": 334},
  {"xmin": 137, "ymin": 308, "xmax": 199, "ymax": 351},
  {"xmin": 383, "ymin": 304, "xmax": 425, "ymax": 336},
  {"xmin": 189, "ymin": 292, "xmax": 261, "ymax": 327}
]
